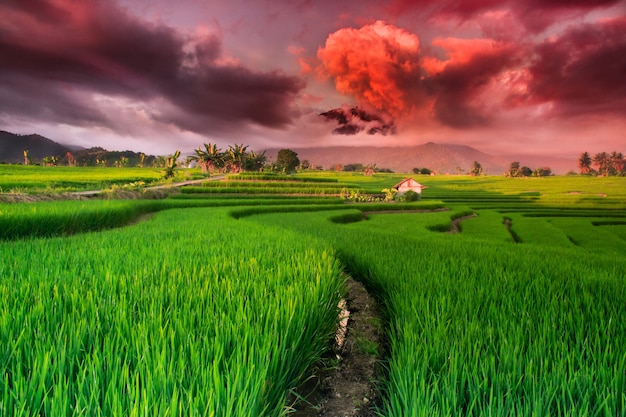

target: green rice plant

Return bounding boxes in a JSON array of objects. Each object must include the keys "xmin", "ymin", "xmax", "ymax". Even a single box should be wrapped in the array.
[
  {"xmin": 457, "ymin": 210, "xmax": 514, "ymax": 243},
  {"xmin": 229, "ymin": 173, "xmax": 339, "ymax": 182},
  {"xmin": 182, "ymin": 185, "xmax": 349, "ymax": 195},
  {"xmin": 250, "ymin": 208, "xmax": 626, "ymax": 417},
  {"xmin": 549, "ymin": 218, "xmax": 626, "ymax": 255},
  {"xmin": 0, "ymin": 165, "xmax": 165, "ymax": 192},
  {"xmin": 0, "ymin": 207, "xmax": 345, "ymax": 416},
  {"xmin": 593, "ymin": 224, "xmax": 626, "ymax": 242},
  {"xmin": 328, "ymin": 209, "xmax": 364, "ymax": 224},
  {"xmin": 505, "ymin": 213, "xmax": 574, "ymax": 247}
]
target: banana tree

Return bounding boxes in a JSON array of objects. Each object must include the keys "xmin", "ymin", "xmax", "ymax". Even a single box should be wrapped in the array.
[
  {"xmin": 191, "ymin": 143, "xmax": 224, "ymax": 174},
  {"xmin": 225, "ymin": 144, "xmax": 249, "ymax": 173}
]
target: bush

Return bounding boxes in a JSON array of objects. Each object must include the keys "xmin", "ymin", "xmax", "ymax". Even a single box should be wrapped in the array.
[{"xmin": 402, "ymin": 190, "xmax": 420, "ymax": 202}]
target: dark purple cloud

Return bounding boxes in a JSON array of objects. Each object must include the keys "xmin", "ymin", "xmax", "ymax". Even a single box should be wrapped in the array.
[
  {"xmin": 0, "ymin": 0, "xmax": 304, "ymax": 134},
  {"xmin": 519, "ymin": 17, "xmax": 626, "ymax": 117},
  {"xmin": 386, "ymin": 0, "xmax": 625, "ymax": 31},
  {"xmin": 428, "ymin": 42, "xmax": 521, "ymax": 127},
  {"xmin": 320, "ymin": 106, "xmax": 396, "ymax": 135}
]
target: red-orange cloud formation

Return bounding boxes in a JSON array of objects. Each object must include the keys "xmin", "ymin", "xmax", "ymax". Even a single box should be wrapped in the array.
[
  {"xmin": 317, "ymin": 21, "xmax": 522, "ymax": 129},
  {"xmin": 317, "ymin": 21, "xmax": 425, "ymax": 118},
  {"xmin": 317, "ymin": 16, "xmax": 625, "ymax": 133}
]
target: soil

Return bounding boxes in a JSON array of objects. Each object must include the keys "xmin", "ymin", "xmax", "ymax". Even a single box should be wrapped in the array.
[
  {"xmin": 449, "ymin": 213, "xmax": 477, "ymax": 233},
  {"xmin": 290, "ymin": 276, "xmax": 384, "ymax": 417}
]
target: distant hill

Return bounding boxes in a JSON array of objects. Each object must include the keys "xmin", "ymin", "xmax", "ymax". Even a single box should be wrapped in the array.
[
  {"xmin": 266, "ymin": 142, "xmax": 576, "ymax": 175},
  {"xmin": 0, "ymin": 130, "xmax": 74, "ymax": 163},
  {"xmin": 0, "ymin": 131, "xmax": 156, "ymax": 166},
  {"xmin": 265, "ymin": 142, "xmax": 577, "ymax": 174},
  {"xmin": 1, "ymin": 130, "xmax": 577, "ymax": 173}
]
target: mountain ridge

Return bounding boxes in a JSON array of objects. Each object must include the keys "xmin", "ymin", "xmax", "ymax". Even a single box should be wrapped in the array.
[
  {"xmin": 0, "ymin": 130, "xmax": 577, "ymax": 174},
  {"xmin": 265, "ymin": 142, "xmax": 577, "ymax": 174}
]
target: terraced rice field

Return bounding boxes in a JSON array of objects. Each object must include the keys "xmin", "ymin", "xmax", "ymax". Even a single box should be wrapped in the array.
[{"xmin": 1, "ymin": 169, "xmax": 624, "ymax": 416}]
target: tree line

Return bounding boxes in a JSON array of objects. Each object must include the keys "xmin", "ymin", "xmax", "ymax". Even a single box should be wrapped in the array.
[
  {"xmin": 504, "ymin": 162, "xmax": 552, "ymax": 177},
  {"xmin": 189, "ymin": 144, "xmax": 300, "ymax": 174},
  {"xmin": 578, "ymin": 151, "xmax": 625, "ymax": 176},
  {"xmin": 21, "ymin": 143, "xmax": 303, "ymax": 174}
]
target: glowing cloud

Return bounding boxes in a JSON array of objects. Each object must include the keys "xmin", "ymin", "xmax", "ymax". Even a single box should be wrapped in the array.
[{"xmin": 317, "ymin": 21, "xmax": 424, "ymax": 118}]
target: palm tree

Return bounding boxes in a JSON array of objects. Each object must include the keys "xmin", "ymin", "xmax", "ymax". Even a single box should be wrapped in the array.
[
  {"xmin": 225, "ymin": 144, "xmax": 249, "ymax": 173},
  {"xmin": 578, "ymin": 152, "xmax": 592, "ymax": 174},
  {"xmin": 610, "ymin": 151, "xmax": 624, "ymax": 176},
  {"xmin": 593, "ymin": 152, "xmax": 610, "ymax": 176}
]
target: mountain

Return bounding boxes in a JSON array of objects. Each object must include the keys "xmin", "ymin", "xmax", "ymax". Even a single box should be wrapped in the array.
[
  {"xmin": 0, "ymin": 131, "xmax": 156, "ymax": 166},
  {"xmin": 265, "ymin": 142, "xmax": 577, "ymax": 174},
  {"xmin": 0, "ymin": 130, "xmax": 75, "ymax": 163},
  {"xmin": 1, "ymin": 130, "xmax": 577, "ymax": 173}
]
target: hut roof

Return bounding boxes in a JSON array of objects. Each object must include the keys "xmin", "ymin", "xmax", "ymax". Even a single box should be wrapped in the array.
[{"xmin": 392, "ymin": 178, "xmax": 428, "ymax": 190}]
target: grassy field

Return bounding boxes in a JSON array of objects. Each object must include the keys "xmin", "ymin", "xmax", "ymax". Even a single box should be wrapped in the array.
[{"xmin": 1, "ymin": 169, "xmax": 625, "ymax": 416}]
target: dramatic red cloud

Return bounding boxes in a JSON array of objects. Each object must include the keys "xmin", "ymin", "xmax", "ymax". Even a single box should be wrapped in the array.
[
  {"xmin": 317, "ymin": 21, "xmax": 424, "ymax": 118},
  {"xmin": 0, "ymin": 0, "xmax": 304, "ymax": 135},
  {"xmin": 317, "ymin": 21, "xmax": 523, "ymax": 129},
  {"xmin": 317, "ymin": 14, "xmax": 625, "ymax": 134}
]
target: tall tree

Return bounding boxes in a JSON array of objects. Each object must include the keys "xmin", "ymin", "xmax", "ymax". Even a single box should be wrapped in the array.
[
  {"xmin": 578, "ymin": 152, "xmax": 592, "ymax": 174},
  {"xmin": 243, "ymin": 150, "xmax": 267, "ymax": 172},
  {"xmin": 593, "ymin": 152, "xmax": 610, "ymax": 176},
  {"xmin": 191, "ymin": 143, "xmax": 224, "ymax": 174},
  {"xmin": 610, "ymin": 151, "xmax": 625, "ymax": 176},
  {"xmin": 275, "ymin": 148, "xmax": 300, "ymax": 173},
  {"xmin": 225, "ymin": 144, "xmax": 248, "ymax": 173},
  {"xmin": 470, "ymin": 161, "xmax": 482, "ymax": 176},
  {"xmin": 164, "ymin": 150, "xmax": 180, "ymax": 179},
  {"xmin": 506, "ymin": 161, "xmax": 520, "ymax": 177}
]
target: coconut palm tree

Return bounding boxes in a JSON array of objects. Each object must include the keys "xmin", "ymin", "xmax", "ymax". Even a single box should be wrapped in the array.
[
  {"xmin": 610, "ymin": 151, "xmax": 625, "ymax": 176},
  {"xmin": 593, "ymin": 152, "xmax": 610, "ymax": 176},
  {"xmin": 578, "ymin": 152, "xmax": 592, "ymax": 174}
]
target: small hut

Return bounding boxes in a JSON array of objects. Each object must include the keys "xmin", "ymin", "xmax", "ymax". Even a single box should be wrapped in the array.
[{"xmin": 392, "ymin": 178, "xmax": 428, "ymax": 198}]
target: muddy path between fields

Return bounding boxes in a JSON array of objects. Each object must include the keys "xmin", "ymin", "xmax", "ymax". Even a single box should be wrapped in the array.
[
  {"xmin": 290, "ymin": 276, "xmax": 384, "ymax": 417},
  {"xmin": 449, "ymin": 213, "xmax": 477, "ymax": 233}
]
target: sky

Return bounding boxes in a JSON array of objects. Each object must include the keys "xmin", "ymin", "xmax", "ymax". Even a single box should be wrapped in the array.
[{"xmin": 1, "ymin": 0, "xmax": 625, "ymax": 157}]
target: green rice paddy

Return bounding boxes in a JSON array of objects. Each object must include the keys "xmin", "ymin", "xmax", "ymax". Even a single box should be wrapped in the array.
[{"xmin": 1, "ymin": 168, "xmax": 625, "ymax": 416}]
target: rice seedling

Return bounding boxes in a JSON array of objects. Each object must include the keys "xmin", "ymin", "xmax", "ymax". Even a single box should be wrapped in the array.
[
  {"xmin": 0, "ymin": 165, "xmax": 165, "ymax": 192},
  {"xmin": 3, "ymin": 172, "xmax": 625, "ymax": 416},
  {"xmin": 0, "ymin": 207, "xmax": 345, "ymax": 416},
  {"xmin": 251, "ymin": 206, "xmax": 626, "ymax": 417}
]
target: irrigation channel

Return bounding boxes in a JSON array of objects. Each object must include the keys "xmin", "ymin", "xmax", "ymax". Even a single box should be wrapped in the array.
[{"xmin": 291, "ymin": 276, "xmax": 383, "ymax": 417}]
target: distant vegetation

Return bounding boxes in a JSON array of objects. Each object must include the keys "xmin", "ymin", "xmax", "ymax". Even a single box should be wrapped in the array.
[
  {"xmin": 578, "ymin": 151, "xmax": 625, "ymax": 176},
  {"xmin": 504, "ymin": 161, "xmax": 553, "ymax": 177}
]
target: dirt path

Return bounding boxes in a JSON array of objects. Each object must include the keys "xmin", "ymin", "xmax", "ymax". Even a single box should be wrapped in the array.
[
  {"xmin": 291, "ymin": 276, "xmax": 383, "ymax": 417},
  {"xmin": 68, "ymin": 175, "xmax": 226, "ymax": 197},
  {"xmin": 449, "ymin": 213, "xmax": 477, "ymax": 233}
]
